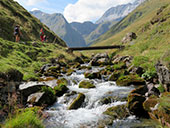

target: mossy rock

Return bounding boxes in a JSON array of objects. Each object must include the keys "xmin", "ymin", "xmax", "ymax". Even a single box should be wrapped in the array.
[
  {"xmin": 68, "ymin": 93, "xmax": 85, "ymax": 110},
  {"xmin": 79, "ymin": 80, "xmax": 95, "ymax": 89},
  {"xmin": 100, "ymin": 96, "xmax": 127, "ymax": 105},
  {"xmin": 72, "ymin": 62, "xmax": 81, "ymax": 69},
  {"xmin": 143, "ymin": 95, "xmax": 158, "ymax": 112},
  {"xmin": 66, "ymin": 69, "xmax": 75, "ymax": 76},
  {"xmin": 47, "ymin": 65, "xmax": 61, "ymax": 72},
  {"xmin": 54, "ymin": 84, "xmax": 68, "ymax": 97},
  {"xmin": 109, "ymin": 69, "xmax": 129, "ymax": 81},
  {"xmin": 57, "ymin": 78, "xmax": 68, "ymax": 86},
  {"xmin": 112, "ymin": 62, "xmax": 127, "ymax": 70},
  {"xmin": 84, "ymin": 71, "xmax": 101, "ymax": 79},
  {"xmin": 116, "ymin": 74, "xmax": 145, "ymax": 86},
  {"xmin": 148, "ymin": 92, "xmax": 170, "ymax": 127},
  {"xmin": 103, "ymin": 104, "xmax": 130, "ymax": 121},
  {"xmin": 127, "ymin": 93, "xmax": 148, "ymax": 117}
]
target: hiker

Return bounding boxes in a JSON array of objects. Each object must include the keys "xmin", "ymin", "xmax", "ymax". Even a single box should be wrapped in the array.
[
  {"xmin": 40, "ymin": 28, "xmax": 44, "ymax": 42},
  {"xmin": 43, "ymin": 35, "xmax": 47, "ymax": 42},
  {"xmin": 14, "ymin": 25, "xmax": 22, "ymax": 42}
]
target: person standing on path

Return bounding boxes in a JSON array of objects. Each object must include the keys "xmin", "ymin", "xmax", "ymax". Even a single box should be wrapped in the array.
[{"xmin": 14, "ymin": 25, "xmax": 22, "ymax": 42}]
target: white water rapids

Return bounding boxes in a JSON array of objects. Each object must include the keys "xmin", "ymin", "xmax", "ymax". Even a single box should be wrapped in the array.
[{"xmin": 43, "ymin": 68, "xmax": 140, "ymax": 128}]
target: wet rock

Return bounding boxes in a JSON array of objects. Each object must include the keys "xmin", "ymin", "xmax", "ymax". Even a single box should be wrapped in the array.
[
  {"xmin": 40, "ymin": 64, "xmax": 52, "ymax": 74},
  {"xmin": 89, "ymin": 53, "xmax": 110, "ymax": 66},
  {"xmin": 103, "ymin": 104, "xmax": 130, "ymax": 122},
  {"xmin": 122, "ymin": 32, "xmax": 137, "ymax": 44},
  {"xmin": 19, "ymin": 82, "xmax": 51, "ymax": 99},
  {"xmin": 27, "ymin": 90, "xmax": 56, "ymax": 106},
  {"xmin": 57, "ymin": 78, "xmax": 68, "ymax": 86},
  {"xmin": 116, "ymin": 74, "xmax": 145, "ymax": 86},
  {"xmin": 84, "ymin": 71, "xmax": 101, "ymax": 79},
  {"xmin": 127, "ymin": 86, "xmax": 149, "ymax": 118},
  {"xmin": 100, "ymin": 96, "xmax": 127, "ymax": 105},
  {"xmin": 68, "ymin": 93, "xmax": 85, "ymax": 110},
  {"xmin": 74, "ymin": 56, "xmax": 84, "ymax": 64},
  {"xmin": 79, "ymin": 80, "xmax": 95, "ymax": 89},
  {"xmin": 54, "ymin": 84, "xmax": 69, "ymax": 97},
  {"xmin": 66, "ymin": 69, "xmax": 75, "ymax": 76}
]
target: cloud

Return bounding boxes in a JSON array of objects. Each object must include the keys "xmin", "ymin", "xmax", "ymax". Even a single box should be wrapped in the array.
[
  {"xmin": 27, "ymin": 0, "xmax": 46, "ymax": 6},
  {"xmin": 31, "ymin": 8, "xmax": 40, "ymax": 11},
  {"xmin": 64, "ymin": 0, "xmax": 135, "ymax": 23},
  {"xmin": 14, "ymin": 0, "xmax": 46, "ymax": 6}
]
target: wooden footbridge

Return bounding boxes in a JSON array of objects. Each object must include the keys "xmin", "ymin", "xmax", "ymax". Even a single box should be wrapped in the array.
[{"xmin": 68, "ymin": 45, "xmax": 125, "ymax": 52}]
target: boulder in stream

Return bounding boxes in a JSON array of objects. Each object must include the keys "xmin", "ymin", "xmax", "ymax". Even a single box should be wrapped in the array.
[
  {"xmin": 79, "ymin": 80, "xmax": 95, "ymax": 89},
  {"xmin": 84, "ymin": 71, "xmax": 101, "ymax": 79},
  {"xmin": 116, "ymin": 74, "xmax": 145, "ymax": 86},
  {"xmin": 68, "ymin": 93, "xmax": 85, "ymax": 110}
]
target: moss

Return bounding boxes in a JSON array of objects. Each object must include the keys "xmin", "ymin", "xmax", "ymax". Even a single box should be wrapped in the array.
[
  {"xmin": 112, "ymin": 62, "xmax": 127, "ymax": 70},
  {"xmin": 103, "ymin": 104, "xmax": 130, "ymax": 121},
  {"xmin": 54, "ymin": 84, "xmax": 68, "ymax": 97},
  {"xmin": 66, "ymin": 69, "xmax": 75, "ymax": 76},
  {"xmin": 79, "ymin": 80, "xmax": 95, "ymax": 89},
  {"xmin": 57, "ymin": 78, "xmax": 68, "ymax": 86},
  {"xmin": 68, "ymin": 93, "xmax": 85, "ymax": 110},
  {"xmin": 116, "ymin": 74, "xmax": 145, "ymax": 86},
  {"xmin": 109, "ymin": 69, "xmax": 128, "ymax": 81}
]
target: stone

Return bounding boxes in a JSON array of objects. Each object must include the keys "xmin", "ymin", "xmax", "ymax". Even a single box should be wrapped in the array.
[
  {"xmin": 84, "ymin": 71, "xmax": 101, "ymax": 79},
  {"xmin": 145, "ymin": 83, "xmax": 160, "ymax": 97},
  {"xmin": 27, "ymin": 91, "xmax": 56, "ymax": 106},
  {"xmin": 116, "ymin": 74, "xmax": 145, "ymax": 86},
  {"xmin": 68, "ymin": 93, "xmax": 85, "ymax": 110},
  {"xmin": 127, "ymin": 86, "xmax": 149, "ymax": 118},
  {"xmin": 122, "ymin": 32, "xmax": 137, "ymax": 44},
  {"xmin": 103, "ymin": 104, "xmax": 130, "ymax": 121},
  {"xmin": 108, "ymin": 70, "xmax": 128, "ymax": 81},
  {"xmin": 74, "ymin": 56, "xmax": 84, "ymax": 64},
  {"xmin": 89, "ymin": 53, "xmax": 110, "ymax": 66},
  {"xmin": 155, "ymin": 61, "xmax": 170, "ymax": 91},
  {"xmin": 79, "ymin": 80, "xmax": 95, "ymax": 89},
  {"xmin": 19, "ymin": 82, "xmax": 51, "ymax": 100}
]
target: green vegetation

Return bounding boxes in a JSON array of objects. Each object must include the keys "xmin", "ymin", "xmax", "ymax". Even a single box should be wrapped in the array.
[
  {"xmin": 3, "ymin": 109, "xmax": 44, "ymax": 128},
  {"xmin": 0, "ymin": 38, "xmax": 74, "ymax": 80},
  {"xmin": 0, "ymin": 0, "xmax": 65, "ymax": 46},
  {"xmin": 91, "ymin": 0, "xmax": 170, "ymax": 72}
]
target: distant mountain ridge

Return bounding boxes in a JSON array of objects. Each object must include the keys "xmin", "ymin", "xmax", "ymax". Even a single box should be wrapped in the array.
[
  {"xmin": 96, "ymin": 0, "xmax": 145, "ymax": 24},
  {"xmin": 30, "ymin": 0, "xmax": 144, "ymax": 46},
  {"xmin": 30, "ymin": 10, "xmax": 86, "ymax": 47}
]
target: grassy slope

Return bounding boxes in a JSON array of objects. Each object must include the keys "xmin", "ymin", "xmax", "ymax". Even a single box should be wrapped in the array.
[
  {"xmin": 0, "ymin": 0, "xmax": 65, "ymax": 46},
  {"xmin": 0, "ymin": 38, "xmax": 74, "ymax": 80},
  {"xmin": 91, "ymin": 0, "xmax": 170, "ymax": 71}
]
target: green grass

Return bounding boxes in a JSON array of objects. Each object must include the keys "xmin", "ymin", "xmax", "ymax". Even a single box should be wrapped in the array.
[
  {"xmin": 88, "ymin": 0, "xmax": 170, "ymax": 72},
  {"xmin": 3, "ymin": 109, "xmax": 44, "ymax": 128},
  {"xmin": 0, "ymin": 38, "xmax": 75, "ymax": 80}
]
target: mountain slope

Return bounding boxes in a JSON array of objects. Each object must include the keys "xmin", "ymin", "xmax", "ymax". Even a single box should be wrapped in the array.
[
  {"xmin": 70, "ymin": 21, "xmax": 98, "ymax": 38},
  {"xmin": 96, "ymin": 0, "xmax": 145, "ymax": 24},
  {"xmin": 93, "ymin": 0, "xmax": 170, "ymax": 71},
  {"xmin": 30, "ymin": 10, "xmax": 86, "ymax": 47},
  {"xmin": 0, "ymin": 0, "xmax": 65, "ymax": 46}
]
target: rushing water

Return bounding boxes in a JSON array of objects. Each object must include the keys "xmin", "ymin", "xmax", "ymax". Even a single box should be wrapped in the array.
[{"xmin": 43, "ymin": 67, "xmax": 155, "ymax": 128}]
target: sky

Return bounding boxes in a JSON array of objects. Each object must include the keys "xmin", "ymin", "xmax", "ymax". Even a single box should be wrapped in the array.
[{"xmin": 14, "ymin": 0, "xmax": 135, "ymax": 23}]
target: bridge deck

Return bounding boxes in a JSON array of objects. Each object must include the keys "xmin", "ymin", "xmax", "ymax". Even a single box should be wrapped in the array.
[{"xmin": 68, "ymin": 45, "xmax": 124, "ymax": 51}]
